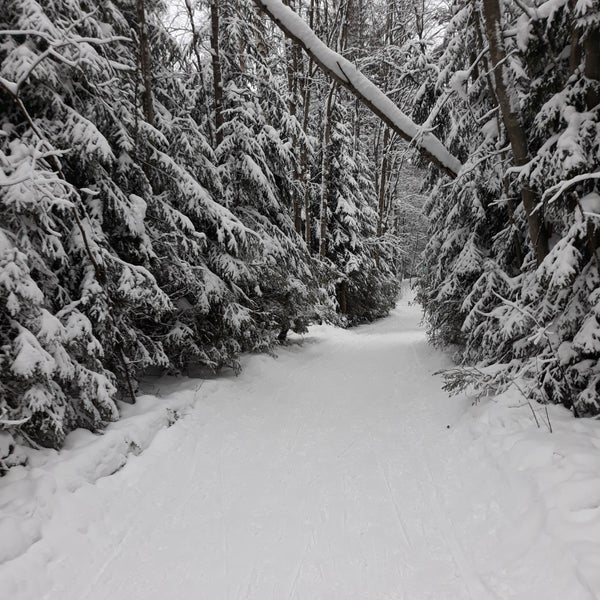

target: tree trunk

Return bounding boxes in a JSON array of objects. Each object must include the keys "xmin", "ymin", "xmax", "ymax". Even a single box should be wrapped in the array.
[
  {"xmin": 184, "ymin": 0, "xmax": 213, "ymax": 146},
  {"xmin": 299, "ymin": 61, "xmax": 315, "ymax": 246},
  {"xmin": 337, "ymin": 279, "xmax": 348, "ymax": 314},
  {"xmin": 583, "ymin": 25, "xmax": 600, "ymax": 265},
  {"xmin": 300, "ymin": 0, "xmax": 317, "ymax": 247},
  {"xmin": 251, "ymin": 0, "xmax": 462, "ymax": 178},
  {"xmin": 136, "ymin": 0, "xmax": 154, "ymax": 125},
  {"xmin": 284, "ymin": 1, "xmax": 303, "ymax": 234},
  {"xmin": 319, "ymin": 82, "xmax": 336, "ymax": 257},
  {"xmin": 210, "ymin": 0, "xmax": 224, "ymax": 147},
  {"xmin": 480, "ymin": 0, "xmax": 549, "ymax": 264},
  {"xmin": 584, "ymin": 27, "xmax": 600, "ymax": 111},
  {"xmin": 377, "ymin": 127, "xmax": 390, "ymax": 241}
]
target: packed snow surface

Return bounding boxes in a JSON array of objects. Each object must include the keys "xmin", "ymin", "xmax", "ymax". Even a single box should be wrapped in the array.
[
  {"xmin": 2, "ymin": 287, "xmax": 600, "ymax": 599},
  {"xmin": 254, "ymin": 0, "xmax": 462, "ymax": 177}
]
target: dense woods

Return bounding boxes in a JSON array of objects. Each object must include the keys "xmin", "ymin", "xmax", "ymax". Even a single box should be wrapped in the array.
[
  {"xmin": 0, "ymin": 0, "xmax": 406, "ymax": 454},
  {"xmin": 0, "ymin": 0, "xmax": 599, "ymax": 459},
  {"xmin": 415, "ymin": 0, "xmax": 600, "ymax": 416}
]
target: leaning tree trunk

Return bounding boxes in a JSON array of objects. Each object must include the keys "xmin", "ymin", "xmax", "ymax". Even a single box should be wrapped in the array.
[
  {"xmin": 480, "ymin": 0, "xmax": 549, "ymax": 265},
  {"xmin": 251, "ymin": 0, "xmax": 462, "ymax": 178}
]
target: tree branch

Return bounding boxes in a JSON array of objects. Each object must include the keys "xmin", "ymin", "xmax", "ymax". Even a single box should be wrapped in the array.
[{"xmin": 251, "ymin": 0, "xmax": 462, "ymax": 178}]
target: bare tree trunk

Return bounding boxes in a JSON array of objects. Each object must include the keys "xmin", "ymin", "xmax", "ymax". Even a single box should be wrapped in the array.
[
  {"xmin": 136, "ymin": 0, "xmax": 154, "ymax": 125},
  {"xmin": 300, "ymin": 71, "xmax": 314, "ymax": 246},
  {"xmin": 374, "ymin": 0, "xmax": 393, "ymax": 267},
  {"xmin": 583, "ymin": 25, "xmax": 600, "ymax": 264},
  {"xmin": 410, "ymin": 229, "xmax": 420, "ymax": 278},
  {"xmin": 184, "ymin": 0, "xmax": 213, "ymax": 146},
  {"xmin": 377, "ymin": 127, "xmax": 390, "ymax": 240},
  {"xmin": 319, "ymin": 82, "xmax": 336, "ymax": 257},
  {"xmin": 338, "ymin": 279, "xmax": 348, "ymax": 314},
  {"xmin": 473, "ymin": 9, "xmax": 523, "ymax": 267},
  {"xmin": 210, "ymin": 0, "xmax": 224, "ymax": 147},
  {"xmin": 584, "ymin": 27, "xmax": 600, "ymax": 110},
  {"xmin": 353, "ymin": 98, "xmax": 361, "ymax": 157},
  {"xmin": 301, "ymin": 0, "xmax": 316, "ymax": 247},
  {"xmin": 284, "ymin": 1, "xmax": 303, "ymax": 234},
  {"xmin": 375, "ymin": 127, "xmax": 390, "ymax": 268},
  {"xmin": 480, "ymin": 0, "xmax": 549, "ymax": 264},
  {"xmin": 301, "ymin": 94, "xmax": 313, "ymax": 245}
]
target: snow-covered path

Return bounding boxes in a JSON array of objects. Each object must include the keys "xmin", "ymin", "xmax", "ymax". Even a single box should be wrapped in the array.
[{"xmin": 2, "ymin": 292, "xmax": 598, "ymax": 599}]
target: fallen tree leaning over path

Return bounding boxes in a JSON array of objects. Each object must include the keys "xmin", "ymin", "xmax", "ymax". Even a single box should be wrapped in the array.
[{"xmin": 251, "ymin": 0, "xmax": 462, "ymax": 179}]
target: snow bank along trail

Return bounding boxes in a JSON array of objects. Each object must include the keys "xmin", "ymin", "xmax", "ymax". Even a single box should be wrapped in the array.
[{"xmin": 1, "ymin": 291, "xmax": 596, "ymax": 599}]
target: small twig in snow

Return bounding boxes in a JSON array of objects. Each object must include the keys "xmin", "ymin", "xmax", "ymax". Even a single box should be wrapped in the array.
[
  {"xmin": 545, "ymin": 406, "xmax": 553, "ymax": 433},
  {"xmin": 528, "ymin": 402, "xmax": 541, "ymax": 428}
]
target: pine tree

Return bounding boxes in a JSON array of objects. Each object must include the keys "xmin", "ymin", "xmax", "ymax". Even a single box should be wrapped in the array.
[
  {"xmin": 214, "ymin": 0, "xmax": 332, "ymax": 342},
  {"xmin": 0, "ymin": 0, "xmax": 251, "ymax": 445},
  {"xmin": 415, "ymin": 0, "xmax": 600, "ymax": 415}
]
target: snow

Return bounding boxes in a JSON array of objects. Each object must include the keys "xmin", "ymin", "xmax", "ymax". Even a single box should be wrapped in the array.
[
  {"xmin": 465, "ymin": 392, "xmax": 600, "ymax": 596},
  {"xmin": 253, "ymin": 0, "xmax": 462, "ymax": 177},
  {"xmin": 10, "ymin": 327, "xmax": 56, "ymax": 378},
  {"xmin": 1, "ymin": 287, "xmax": 600, "ymax": 599},
  {"xmin": 581, "ymin": 192, "xmax": 600, "ymax": 218},
  {"xmin": 0, "ymin": 392, "xmax": 197, "ymax": 565}
]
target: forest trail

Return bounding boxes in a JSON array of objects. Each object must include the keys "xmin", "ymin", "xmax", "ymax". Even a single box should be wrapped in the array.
[{"xmin": 3, "ymin": 287, "xmax": 593, "ymax": 600}]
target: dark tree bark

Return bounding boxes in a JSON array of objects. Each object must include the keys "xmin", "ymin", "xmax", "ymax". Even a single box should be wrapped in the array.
[
  {"xmin": 251, "ymin": 0, "xmax": 461, "ymax": 178},
  {"xmin": 284, "ymin": 0, "xmax": 303, "ymax": 234},
  {"xmin": 210, "ymin": 0, "xmax": 224, "ymax": 147},
  {"xmin": 319, "ymin": 82, "xmax": 336, "ymax": 257},
  {"xmin": 184, "ymin": 0, "xmax": 213, "ymax": 146},
  {"xmin": 480, "ymin": 0, "xmax": 549, "ymax": 264},
  {"xmin": 136, "ymin": 0, "xmax": 154, "ymax": 125},
  {"xmin": 301, "ymin": 0, "xmax": 316, "ymax": 247},
  {"xmin": 583, "ymin": 25, "xmax": 600, "ymax": 265},
  {"xmin": 584, "ymin": 27, "xmax": 600, "ymax": 110},
  {"xmin": 377, "ymin": 127, "xmax": 390, "ymax": 241}
]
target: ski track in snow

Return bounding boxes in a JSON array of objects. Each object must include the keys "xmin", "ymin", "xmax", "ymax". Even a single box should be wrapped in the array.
[{"xmin": 1, "ymin": 289, "xmax": 597, "ymax": 599}]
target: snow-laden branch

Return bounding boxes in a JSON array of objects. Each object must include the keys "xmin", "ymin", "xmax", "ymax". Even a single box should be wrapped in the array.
[
  {"xmin": 542, "ymin": 171, "xmax": 600, "ymax": 207},
  {"xmin": 252, "ymin": 0, "xmax": 462, "ymax": 179}
]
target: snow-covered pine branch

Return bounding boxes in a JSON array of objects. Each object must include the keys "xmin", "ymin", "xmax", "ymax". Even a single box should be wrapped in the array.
[{"xmin": 251, "ymin": 0, "xmax": 463, "ymax": 179}]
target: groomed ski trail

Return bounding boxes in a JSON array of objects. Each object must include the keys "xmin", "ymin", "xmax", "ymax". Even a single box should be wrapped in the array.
[{"xmin": 2, "ymin": 290, "xmax": 594, "ymax": 600}]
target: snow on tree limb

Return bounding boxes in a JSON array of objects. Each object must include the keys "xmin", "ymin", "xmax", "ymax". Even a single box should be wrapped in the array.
[{"xmin": 252, "ymin": 0, "xmax": 462, "ymax": 179}]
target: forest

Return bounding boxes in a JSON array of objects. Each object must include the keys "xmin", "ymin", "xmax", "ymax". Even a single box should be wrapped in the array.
[{"xmin": 0, "ymin": 0, "xmax": 599, "ymax": 461}]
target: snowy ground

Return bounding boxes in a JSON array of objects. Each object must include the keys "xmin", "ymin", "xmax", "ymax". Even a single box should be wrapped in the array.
[{"xmin": 2, "ymin": 287, "xmax": 600, "ymax": 599}]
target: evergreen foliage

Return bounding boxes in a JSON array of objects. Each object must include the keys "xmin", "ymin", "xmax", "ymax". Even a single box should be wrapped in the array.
[
  {"xmin": 0, "ymin": 0, "xmax": 401, "ymax": 450},
  {"xmin": 417, "ymin": 0, "xmax": 600, "ymax": 415}
]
